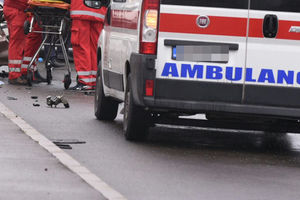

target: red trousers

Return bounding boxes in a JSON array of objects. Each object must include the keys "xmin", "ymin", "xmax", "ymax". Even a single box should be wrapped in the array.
[
  {"xmin": 4, "ymin": 6, "xmax": 42, "ymax": 80},
  {"xmin": 71, "ymin": 19, "xmax": 103, "ymax": 86},
  {"xmin": 4, "ymin": 6, "xmax": 26, "ymax": 79}
]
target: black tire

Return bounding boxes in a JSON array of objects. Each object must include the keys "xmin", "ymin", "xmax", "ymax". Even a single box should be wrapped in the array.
[
  {"xmin": 64, "ymin": 74, "xmax": 71, "ymax": 89},
  {"xmin": 123, "ymin": 75, "xmax": 150, "ymax": 141},
  {"xmin": 27, "ymin": 71, "xmax": 33, "ymax": 87},
  {"xmin": 94, "ymin": 66, "xmax": 119, "ymax": 121},
  {"xmin": 47, "ymin": 68, "xmax": 52, "ymax": 85}
]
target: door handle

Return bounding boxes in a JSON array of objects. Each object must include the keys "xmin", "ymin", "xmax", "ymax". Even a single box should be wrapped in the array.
[{"xmin": 263, "ymin": 14, "xmax": 278, "ymax": 38}]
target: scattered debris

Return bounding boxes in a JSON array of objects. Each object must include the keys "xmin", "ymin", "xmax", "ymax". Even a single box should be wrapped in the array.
[
  {"xmin": 55, "ymin": 144, "xmax": 72, "ymax": 149},
  {"xmin": 44, "ymin": 168, "xmax": 48, "ymax": 172},
  {"xmin": 33, "ymin": 103, "xmax": 40, "ymax": 107},
  {"xmin": 51, "ymin": 139, "xmax": 86, "ymax": 150},
  {"xmin": 25, "ymin": 87, "xmax": 32, "ymax": 90},
  {"xmin": 51, "ymin": 139, "xmax": 86, "ymax": 145},
  {"xmin": 7, "ymin": 96, "xmax": 17, "ymax": 100},
  {"xmin": 46, "ymin": 95, "xmax": 70, "ymax": 108},
  {"xmin": 31, "ymin": 96, "xmax": 38, "ymax": 99}
]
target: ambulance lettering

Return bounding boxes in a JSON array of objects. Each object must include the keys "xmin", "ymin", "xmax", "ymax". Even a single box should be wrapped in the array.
[{"xmin": 161, "ymin": 63, "xmax": 299, "ymax": 85}]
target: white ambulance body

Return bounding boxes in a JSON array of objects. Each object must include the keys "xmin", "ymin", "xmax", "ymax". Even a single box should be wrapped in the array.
[{"xmin": 95, "ymin": 0, "xmax": 300, "ymax": 140}]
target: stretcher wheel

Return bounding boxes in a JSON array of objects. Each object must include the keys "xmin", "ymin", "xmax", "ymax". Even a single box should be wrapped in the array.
[
  {"xmin": 64, "ymin": 74, "xmax": 71, "ymax": 89},
  {"xmin": 24, "ymin": 20, "xmax": 30, "ymax": 35},
  {"xmin": 46, "ymin": 68, "xmax": 52, "ymax": 85},
  {"xmin": 27, "ymin": 71, "xmax": 33, "ymax": 87}
]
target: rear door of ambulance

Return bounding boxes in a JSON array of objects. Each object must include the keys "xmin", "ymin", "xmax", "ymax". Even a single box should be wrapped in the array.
[
  {"xmin": 244, "ymin": 0, "xmax": 300, "ymax": 109},
  {"xmin": 156, "ymin": 0, "xmax": 249, "ymax": 106}
]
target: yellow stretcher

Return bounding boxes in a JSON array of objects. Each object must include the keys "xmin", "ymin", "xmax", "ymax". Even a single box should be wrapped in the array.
[
  {"xmin": 24, "ymin": 0, "xmax": 72, "ymax": 88},
  {"xmin": 28, "ymin": 0, "xmax": 70, "ymax": 10}
]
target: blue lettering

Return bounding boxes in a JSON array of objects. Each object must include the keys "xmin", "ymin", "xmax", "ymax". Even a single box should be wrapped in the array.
[
  {"xmin": 277, "ymin": 70, "xmax": 294, "ymax": 85},
  {"xmin": 245, "ymin": 68, "xmax": 256, "ymax": 82},
  {"xmin": 258, "ymin": 69, "xmax": 275, "ymax": 83},
  {"xmin": 206, "ymin": 65, "xmax": 223, "ymax": 80},
  {"xmin": 297, "ymin": 72, "xmax": 300, "ymax": 84},
  {"xmin": 181, "ymin": 64, "xmax": 203, "ymax": 79},
  {"xmin": 161, "ymin": 63, "xmax": 179, "ymax": 77},
  {"xmin": 225, "ymin": 67, "xmax": 242, "ymax": 81}
]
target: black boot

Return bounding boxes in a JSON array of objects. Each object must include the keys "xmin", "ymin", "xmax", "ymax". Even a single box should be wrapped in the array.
[{"xmin": 32, "ymin": 70, "xmax": 47, "ymax": 83}]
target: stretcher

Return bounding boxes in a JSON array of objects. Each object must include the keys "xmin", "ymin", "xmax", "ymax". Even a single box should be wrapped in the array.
[{"xmin": 24, "ymin": 0, "xmax": 72, "ymax": 89}]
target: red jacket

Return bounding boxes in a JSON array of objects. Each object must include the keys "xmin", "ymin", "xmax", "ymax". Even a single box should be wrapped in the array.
[
  {"xmin": 70, "ymin": 0, "xmax": 107, "ymax": 22},
  {"xmin": 4, "ymin": 0, "xmax": 28, "ymax": 10}
]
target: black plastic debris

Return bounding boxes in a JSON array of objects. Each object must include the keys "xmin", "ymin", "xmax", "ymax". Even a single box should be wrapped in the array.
[
  {"xmin": 54, "ymin": 144, "xmax": 72, "ymax": 150},
  {"xmin": 31, "ymin": 96, "xmax": 38, "ymax": 99},
  {"xmin": 33, "ymin": 103, "xmax": 40, "ymax": 107},
  {"xmin": 7, "ymin": 96, "xmax": 17, "ymax": 100},
  {"xmin": 46, "ymin": 95, "xmax": 70, "ymax": 108},
  {"xmin": 52, "ymin": 139, "xmax": 86, "ymax": 150},
  {"xmin": 51, "ymin": 139, "xmax": 86, "ymax": 145}
]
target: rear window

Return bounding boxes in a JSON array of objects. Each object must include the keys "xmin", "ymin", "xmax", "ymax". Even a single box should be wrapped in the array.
[
  {"xmin": 251, "ymin": 0, "xmax": 300, "ymax": 12},
  {"xmin": 160, "ymin": 0, "xmax": 248, "ymax": 9}
]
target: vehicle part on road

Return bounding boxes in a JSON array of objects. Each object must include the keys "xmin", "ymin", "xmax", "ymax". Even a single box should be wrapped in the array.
[
  {"xmin": 123, "ymin": 75, "xmax": 150, "ymax": 141},
  {"xmin": 94, "ymin": 67, "xmax": 119, "ymax": 121},
  {"xmin": 54, "ymin": 143, "xmax": 72, "ymax": 150},
  {"xmin": 7, "ymin": 96, "xmax": 17, "ymax": 101},
  {"xmin": 51, "ymin": 139, "xmax": 86, "ymax": 145},
  {"xmin": 31, "ymin": 96, "xmax": 38, "ymax": 99},
  {"xmin": 46, "ymin": 95, "xmax": 70, "ymax": 108},
  {"xmin": 52, "ymin": 139, "xmax": 86, "ymax": 150}
]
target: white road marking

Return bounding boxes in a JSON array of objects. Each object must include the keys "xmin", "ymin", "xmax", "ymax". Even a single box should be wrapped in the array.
[{"xmin": 0, "ymin": 102, "xmax": 127, "ymax": 200}]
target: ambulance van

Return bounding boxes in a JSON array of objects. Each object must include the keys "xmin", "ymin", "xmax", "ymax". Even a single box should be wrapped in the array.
[{"xmin": 95, "ymin": 0, "xmax": 300, "ymax": 140}]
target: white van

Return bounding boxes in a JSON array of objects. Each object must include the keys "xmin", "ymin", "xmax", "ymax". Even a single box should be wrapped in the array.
[{"xmin": 95, "ymin": 0, "xmax": 300, "ymax": 140}]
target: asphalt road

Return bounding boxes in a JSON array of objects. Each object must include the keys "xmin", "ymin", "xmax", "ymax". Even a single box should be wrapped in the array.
[{"xmin": 1, "ymin": 66, "xmax": 300, "ymax": 200}]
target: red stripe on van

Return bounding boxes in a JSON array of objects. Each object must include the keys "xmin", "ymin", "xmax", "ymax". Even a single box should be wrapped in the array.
[
  {"xmin": 249, "ymin": 18, "xmax": 300, "ymax": 40},
  {"xmin": 159, "ymin": 13, "xmax": 248, "ymax": 37}
]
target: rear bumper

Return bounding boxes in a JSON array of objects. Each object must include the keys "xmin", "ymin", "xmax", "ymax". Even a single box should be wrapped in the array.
[{"xmin": 130, "ymin": 53, "xmax": 300, "ymax": 119}]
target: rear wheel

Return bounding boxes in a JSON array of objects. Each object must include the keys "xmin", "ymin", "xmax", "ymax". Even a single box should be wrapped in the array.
[
  {"xmin": 123, "ymin": 75, "xmax": 150, "ymax": 141},
  {"xmin": 94, "ymin": 65, "xmax": 119, "ymax": 121}
]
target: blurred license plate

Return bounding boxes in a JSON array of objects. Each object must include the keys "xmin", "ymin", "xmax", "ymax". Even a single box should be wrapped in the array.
[{"xmin": 172, "ymin": 45, "xmax": 229, "ymax": 63}]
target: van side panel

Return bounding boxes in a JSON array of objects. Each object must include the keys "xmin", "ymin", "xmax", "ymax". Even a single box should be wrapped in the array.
[{"xmin": 244, "ymin": 0, "xmax": 300, "ymax": 107}]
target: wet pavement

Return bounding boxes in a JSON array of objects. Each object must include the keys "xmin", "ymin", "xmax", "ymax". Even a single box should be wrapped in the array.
[
  {"xmin": 0, "ymin": 108, "xmax": 104, "ymax": 200},
  {"xmin": 0, "ymin": 66, "xmax": 300, "ymax": 200}
]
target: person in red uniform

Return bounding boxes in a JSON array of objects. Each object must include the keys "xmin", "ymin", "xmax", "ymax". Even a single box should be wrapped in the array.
[
  {"xmin": 70, "ymin": 0, "xmax": 108, "ymax": 90},
  {"xmin": 3, "ymin": 0, "xmax": 45, "ymax": 85}
]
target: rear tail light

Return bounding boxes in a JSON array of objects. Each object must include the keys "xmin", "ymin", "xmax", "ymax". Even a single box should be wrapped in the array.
[
  {"xmin": 145, "ymin": 80, "xmax": 154, "ymax": 96},
  {"xmin": 140, "ymin": 0, "xmax": 160, "ymax": 55}
]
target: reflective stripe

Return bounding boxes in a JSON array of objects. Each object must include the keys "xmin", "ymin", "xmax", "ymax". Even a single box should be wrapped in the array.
[
  {"xmin": 8, "ymin": 60, "xmax": 22, "ymax": 65},
  {"xmin": 70, "ymin": 10, "xmax": 105, "ymax": 20},
  {"xmin": 21, "ymin": 64, "xmax": 28, "ymax": 69},
  {"xmin": 23, "ymin": 57, "xmax": 32, "ymax": 62},
  {"xmin": 77, "ymin": 71, "xmax": 91, "ymax": 76},
  {"xmin": 9, "ymin": 67, "xmax": 21, "ymax": 73},
  {"xmin": 77, "ymin": 71, "xmax": 98, "ymax": 76},
  {"xmin": 80, "ymin": 78, "xmax": 96, "ymax": 83}
]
